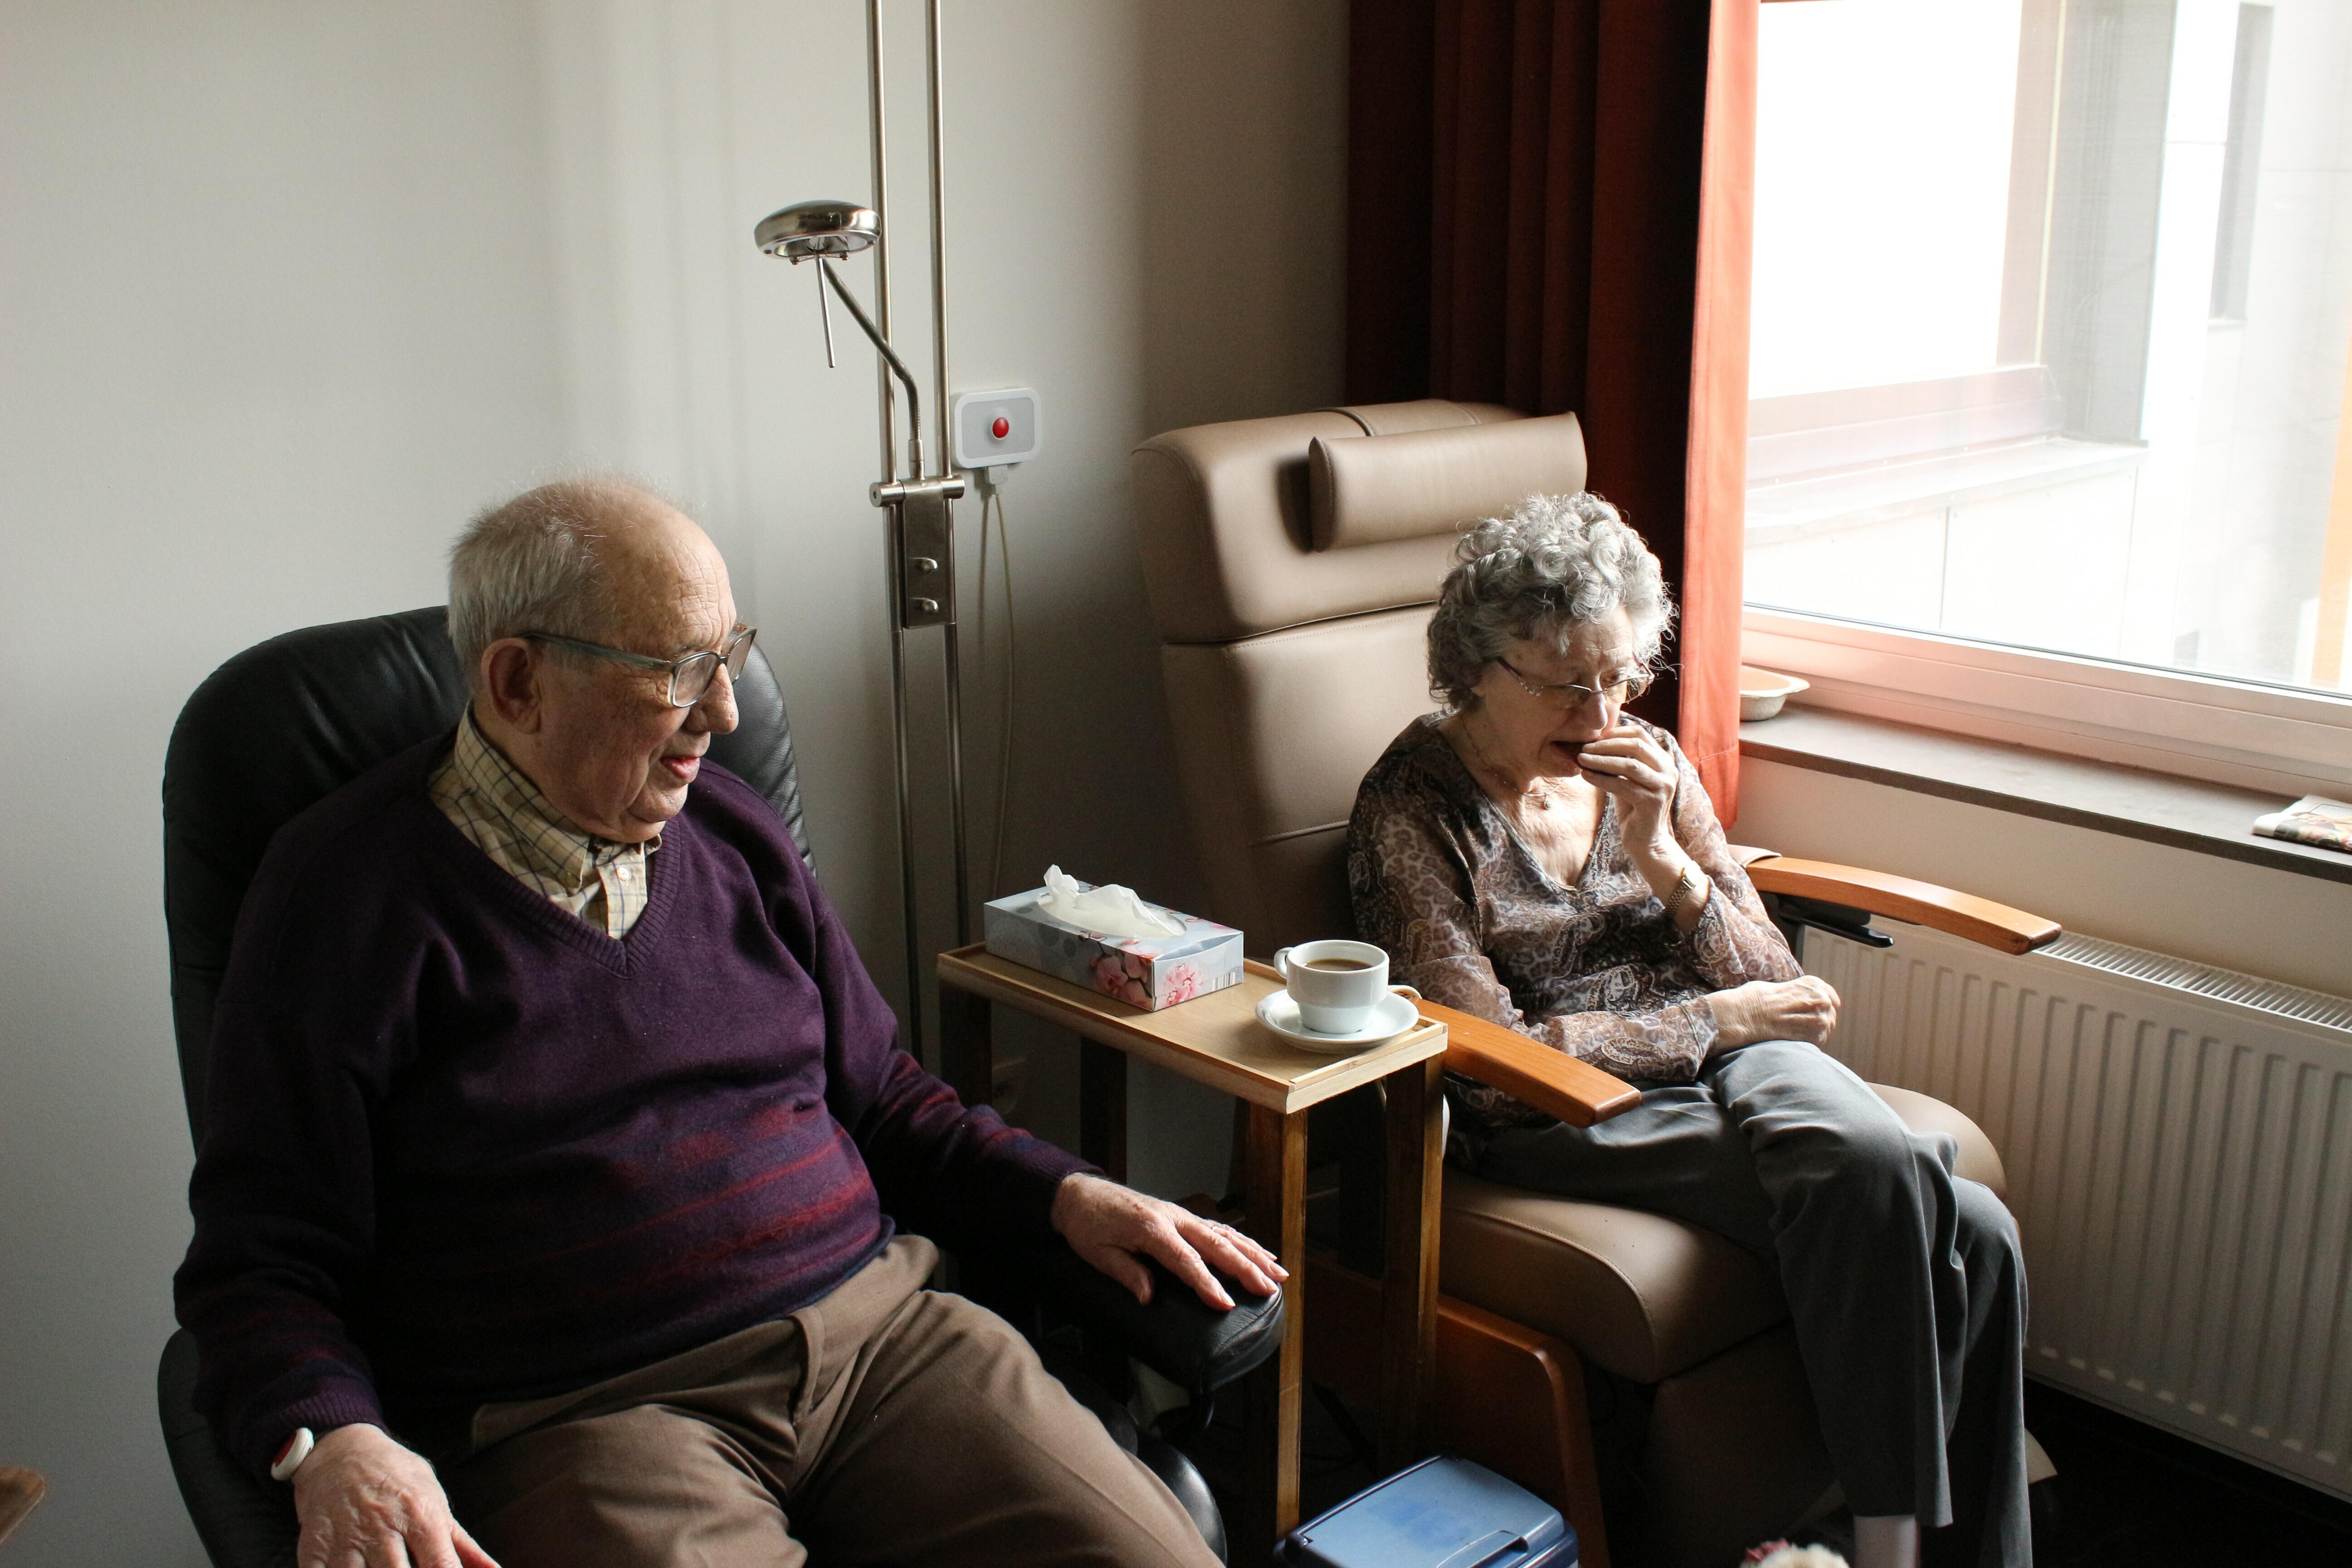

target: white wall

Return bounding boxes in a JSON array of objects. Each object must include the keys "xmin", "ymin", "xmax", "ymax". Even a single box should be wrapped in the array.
[
  {"xmin": 0, "ymin": 2, "xmax": 1345, "ymax": 1561},
  {"xmin": 1, "ymin": 5, "xmax": 569, "ymax": 1563}
]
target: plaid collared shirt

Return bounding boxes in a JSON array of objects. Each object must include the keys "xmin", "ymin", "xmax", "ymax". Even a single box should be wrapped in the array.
[{"xmin": 427, "ymin": 712, "xmax": 659, "ymax": 939}]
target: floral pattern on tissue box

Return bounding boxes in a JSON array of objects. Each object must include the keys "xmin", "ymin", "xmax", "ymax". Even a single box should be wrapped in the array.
[{"xmin": 983, "ymin": 883, "xmax": 1244, "ymax": 1011}]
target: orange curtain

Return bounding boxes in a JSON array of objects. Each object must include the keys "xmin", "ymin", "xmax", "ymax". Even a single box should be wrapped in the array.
[{"xmin": 1346, "ymin": 0, "xmax": 1758, "ymax": 820}]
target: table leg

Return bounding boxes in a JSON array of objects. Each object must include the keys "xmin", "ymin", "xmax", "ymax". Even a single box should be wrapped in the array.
[
  {"xmin": 936, "ymin": 979, "xmax": 994, "ymax": 1112},
  {"xmin": 1379, "ymin": 1055, "xmax": 1444, "ymax": 1470},
  {"xmin": 1240, "ymin": 1104, "xmax": 1307, "ymax": 1555},
  {"xmin": 1078, "ymin": 1039, "xmax": 1128, "ymax": 1184}
]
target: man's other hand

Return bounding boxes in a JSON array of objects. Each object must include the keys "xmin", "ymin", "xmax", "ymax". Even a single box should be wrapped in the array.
[
  {"xmin": 293, "ymin": 1423, "xmax": 499, "ymax": 1568},
  {"xmin": 1050, "ymin": 1173, "xmax": 1288, "ymax": 1311}
]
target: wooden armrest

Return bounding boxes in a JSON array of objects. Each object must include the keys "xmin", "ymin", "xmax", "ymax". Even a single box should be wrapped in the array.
[
  {"xmin": 1415, "ymin": 999, "xmax": 1643, "ymax": 1127},
  {"xmin": 1744, "ymin": 856, "xmax": 2059, "ymax": 955}
]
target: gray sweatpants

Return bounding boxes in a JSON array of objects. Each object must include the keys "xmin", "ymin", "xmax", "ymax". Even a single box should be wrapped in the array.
[{"xmin": 1477, "ymin": 1039, "xmax": 2030, "ymax": 1568}]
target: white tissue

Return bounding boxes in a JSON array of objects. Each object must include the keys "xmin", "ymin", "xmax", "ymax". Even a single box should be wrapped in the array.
[{"xmin": 1037, "ymin": 865, "xmax": 1186, "ymax": 941}]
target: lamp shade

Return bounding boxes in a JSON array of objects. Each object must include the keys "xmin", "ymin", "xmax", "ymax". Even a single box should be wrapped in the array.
[{"xmin": 755, "ymin": 199, "xmax": 880, "ymax": 262}]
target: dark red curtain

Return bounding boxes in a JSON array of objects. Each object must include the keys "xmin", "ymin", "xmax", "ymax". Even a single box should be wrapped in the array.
[{"xmin": 1347, "ymin": 0, "xmax": 1757, "ymax": 819}]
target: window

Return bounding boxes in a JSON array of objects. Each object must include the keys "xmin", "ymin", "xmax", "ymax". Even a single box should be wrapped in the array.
[{"xmin": 1745, "ymin": 0, "xmax": 2352, "ymax": 792}]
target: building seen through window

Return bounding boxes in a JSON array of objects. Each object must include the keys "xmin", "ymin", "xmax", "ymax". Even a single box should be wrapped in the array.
[{"xmin": 1748, "ymin": 0, "xmax": 2352, "ymax": 698}]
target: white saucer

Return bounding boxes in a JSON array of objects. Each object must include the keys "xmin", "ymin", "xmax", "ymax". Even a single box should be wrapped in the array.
[{"xmin": 1255, "ymin": 988, "xmax": 1421, "ymax": 1055}]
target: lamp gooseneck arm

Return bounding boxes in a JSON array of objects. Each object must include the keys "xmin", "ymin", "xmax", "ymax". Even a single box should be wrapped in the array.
[{"xmin": 818, "ymin": 256, "xmax": 924, "ymax": 477}]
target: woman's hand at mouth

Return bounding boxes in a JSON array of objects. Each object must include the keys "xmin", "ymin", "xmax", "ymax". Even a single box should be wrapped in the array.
[{"xmin": 1574, "ymin": 721, "xmax": 1686, "ymax": 891}]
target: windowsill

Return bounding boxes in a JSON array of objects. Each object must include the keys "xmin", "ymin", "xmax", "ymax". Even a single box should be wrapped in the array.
[
  {"xmin": 1740, "ymin": 706, "xmax": 2352, "ymax": 888},
  {"xmin": 1742, "ymin": 609, "xmax": 2352, "ymax": 799}
]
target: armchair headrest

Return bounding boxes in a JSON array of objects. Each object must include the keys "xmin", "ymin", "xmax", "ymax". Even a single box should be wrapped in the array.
[
  {"xmin": 1132, "ymin": 399, "xmax": 1583, "ymax": 643},
  {"xmin": 1308, "ymin": 411, "xmax": 1585, "ymax": 551}
]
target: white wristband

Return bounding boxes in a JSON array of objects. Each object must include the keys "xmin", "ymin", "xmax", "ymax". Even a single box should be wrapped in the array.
[{"xmin": 269, "ymin": 1426, "xmax": 315, "ymax": 1482}]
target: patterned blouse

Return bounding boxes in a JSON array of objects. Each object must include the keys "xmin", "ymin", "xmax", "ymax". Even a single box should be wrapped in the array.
[{"xmin": 1348, "ymin": 715, "xmax": 1800, "ymax": 1145}]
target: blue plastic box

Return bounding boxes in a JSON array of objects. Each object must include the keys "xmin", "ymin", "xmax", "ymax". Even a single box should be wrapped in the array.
[{"xmin": 1274, "ymin": 1456, "xmax": 1577, "ymax": 1568}]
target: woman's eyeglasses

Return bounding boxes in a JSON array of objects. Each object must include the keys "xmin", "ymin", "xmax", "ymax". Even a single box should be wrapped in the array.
[
  {"xmin": 522, "ymin": 626, "xmax": 758, "ymax": 708},
  {"xmin": 1495, "ymin": 657, "xmax": 1651, "ymax": 710}
]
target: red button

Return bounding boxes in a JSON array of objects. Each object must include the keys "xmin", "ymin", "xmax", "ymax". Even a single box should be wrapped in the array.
[{"xmin": 991, "ymin": 416, "xmax": 1010, "ymax": 440}]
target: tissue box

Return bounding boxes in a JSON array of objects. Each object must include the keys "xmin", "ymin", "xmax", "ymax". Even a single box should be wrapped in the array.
[{"xmin": 982, "ymin": 882, "xmax": 1244, "ymax": 1010}]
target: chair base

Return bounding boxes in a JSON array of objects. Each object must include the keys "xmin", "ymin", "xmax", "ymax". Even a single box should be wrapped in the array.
[
  {"xmin": 1643, "ymin": 1323, "xmax": 1832, "ymax": 1568},
  {"xmin": 1302, "ymin": 1258, "xmax": 1885, "ymax": 1568},
  {"xmin": 1303, "ymin": 1258, "xmax": 1612, "ymax": 1568}
]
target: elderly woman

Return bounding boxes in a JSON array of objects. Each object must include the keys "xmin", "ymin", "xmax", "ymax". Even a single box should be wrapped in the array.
[{"xmin": 1348, "ymin": 494, "xmax": 2029, "ymax": 1568}]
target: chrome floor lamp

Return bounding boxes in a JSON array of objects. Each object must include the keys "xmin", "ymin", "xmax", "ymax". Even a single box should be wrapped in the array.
[{"xmin": 754, "ymin": 0, "xmax": 968, "ymax": 1065}]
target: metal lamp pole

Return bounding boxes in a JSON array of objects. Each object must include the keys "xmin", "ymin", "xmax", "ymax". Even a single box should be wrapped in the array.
[{"xmin": 754, "ymin": 0, "xmax": 971, "ymax": 1066}]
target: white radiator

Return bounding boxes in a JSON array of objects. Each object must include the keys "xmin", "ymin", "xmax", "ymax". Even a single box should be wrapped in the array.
[{"xmin": 1804, "ymin": 922, "xmax": 2352, "ymax": 1502}]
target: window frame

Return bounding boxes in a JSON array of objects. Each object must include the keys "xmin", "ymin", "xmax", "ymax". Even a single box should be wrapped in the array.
[
  {"xmin": 1742, "ymin": 0, "xmax": 2350, "ymax": 798},
  {"xmin": 1741, "ymin": 607, "xmax": 2352, "ymax": 798}
]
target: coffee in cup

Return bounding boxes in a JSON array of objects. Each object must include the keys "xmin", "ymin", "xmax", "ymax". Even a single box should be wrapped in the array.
[{"xmin": 1271, "ymin": 939, "xmax": 1392, "ymax": 1033}]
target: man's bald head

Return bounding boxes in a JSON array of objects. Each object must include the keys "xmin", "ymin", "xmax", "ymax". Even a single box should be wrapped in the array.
[
  {"xmin": 451, "ymin": 477, "xmax": 743, "ymax": 842},
  {"xmin": 447, "ymin": 478, "xmax": 708, "ymax": 697}
]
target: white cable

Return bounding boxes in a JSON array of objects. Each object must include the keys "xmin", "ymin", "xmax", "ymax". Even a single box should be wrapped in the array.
[
  {"xmin": 975, "ymin": 480, "xmax": 993, "ymax": 748},
  {"xmin": 992, "ymin": 485, "xmax": 1018, "ymax": 897},
  {"xmin": 975, "ymin": 476, "xmax": 1019, "ymax": 899}
]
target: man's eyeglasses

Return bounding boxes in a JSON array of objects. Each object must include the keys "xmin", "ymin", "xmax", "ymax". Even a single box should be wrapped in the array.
[
  {"xmin": 523, "ymin": 626, "xmax": 758, "ymax": 708},
  {"xmin": 1495, "ymin": 657, "xmax": 1651, "ymax": 710}
]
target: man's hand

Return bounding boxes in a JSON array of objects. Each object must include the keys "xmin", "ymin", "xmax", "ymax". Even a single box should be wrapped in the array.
[
  {"xmin": 292, "ymin": 1423, "xmax": 499, "ymax": 1568},
  {"xmin": 1706, "ymin": 975, "xmax": 1840, "ymax": 1054},
  {"xmin": 1050, "ymin": 1173, "xmax": 1288, "ymax": 1311}
]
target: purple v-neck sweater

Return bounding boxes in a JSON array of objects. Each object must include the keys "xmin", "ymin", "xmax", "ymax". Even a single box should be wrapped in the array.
[{"xmin": 175, "ymin": 736, "xmax": 1087, "ymax": 1480}]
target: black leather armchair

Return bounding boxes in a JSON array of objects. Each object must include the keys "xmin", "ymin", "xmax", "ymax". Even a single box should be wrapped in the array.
[{"xmin": 157, "ymin": 607, "xmax": 1281, "ymax": 1567}]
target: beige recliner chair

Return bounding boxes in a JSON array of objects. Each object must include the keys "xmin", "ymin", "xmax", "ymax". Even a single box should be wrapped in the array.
[{"xmin": 1131, "ymin": 400, "xmax": 2057, "ymax": 1568}]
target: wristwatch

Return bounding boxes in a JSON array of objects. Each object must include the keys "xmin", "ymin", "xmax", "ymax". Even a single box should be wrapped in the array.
[
  {"xmin": 269, "ymin": 1427, "xmax": 315, "ymax": 1482},
  {"xmin": 1661, "ymin": 863, "xmax": 1706, "ymax": 923}
]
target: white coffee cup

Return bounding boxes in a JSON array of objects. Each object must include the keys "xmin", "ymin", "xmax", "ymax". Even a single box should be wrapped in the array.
[{"xmin": 1271, "ymin": 939, "xmax": 1392, "ymax": 1034}]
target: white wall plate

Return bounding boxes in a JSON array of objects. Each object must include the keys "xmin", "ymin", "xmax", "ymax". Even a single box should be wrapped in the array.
[{"xmin": 951, "ymin": 386, "xmax": 1041, "ymax": 471}]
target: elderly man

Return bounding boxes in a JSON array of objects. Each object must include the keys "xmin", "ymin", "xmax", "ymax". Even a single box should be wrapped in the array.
[{"xmin": 176, "ymin": 479, "xmax": 1278, "ymax": 1568}]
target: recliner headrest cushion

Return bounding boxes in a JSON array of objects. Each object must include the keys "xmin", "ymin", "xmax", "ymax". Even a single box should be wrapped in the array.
[{"xmin": 1307, "ymin": 411, "xmax": 1588, "ymax": 551}]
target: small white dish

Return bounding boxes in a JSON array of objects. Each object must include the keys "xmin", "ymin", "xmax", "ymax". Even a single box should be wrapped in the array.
[
  {"xmin": 1255, "ymin": 988, "xmax": 1421, "ymax": 1055},
  {"xmin": 1738, "ymin": 665, "xmax": 1810, "ymax": 722}
]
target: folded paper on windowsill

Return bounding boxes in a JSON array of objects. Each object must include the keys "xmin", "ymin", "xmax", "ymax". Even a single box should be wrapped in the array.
[
  {"xmin": 984, "ymin": 871, "xmax": 1244, "ymax": 1011},
  {"xmin": 2252, "ymin": 795, "xmax": 2352, "ymax": 855}
]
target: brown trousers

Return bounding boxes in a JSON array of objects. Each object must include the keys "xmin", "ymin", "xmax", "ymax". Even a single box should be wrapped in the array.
[{"xmin": 437, "ymin": 1236, "xmax": 1219, "ymax": 1568}]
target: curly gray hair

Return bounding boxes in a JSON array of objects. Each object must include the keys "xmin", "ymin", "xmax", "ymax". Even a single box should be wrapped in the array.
[{"xmin": 1427, "ymin": 491, "xmax": 1674, "ymax": 709}]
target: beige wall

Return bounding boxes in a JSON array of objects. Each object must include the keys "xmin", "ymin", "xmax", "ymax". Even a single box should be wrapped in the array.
[
  {"xmin": 0, "ymin": 2, "xmax": 1345, "ymax": 1560},
  {"xmin": 1738, "ymin": 760, "xmax": 2352, "ymax": 999},
  {"xmin": 1, "ymin": 6, "xmax": 568, "ymax": 1564}
]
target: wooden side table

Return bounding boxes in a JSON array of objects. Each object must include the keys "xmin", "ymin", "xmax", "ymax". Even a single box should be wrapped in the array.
[{"xmin": 936, "ymin": 945, "xmax": 1446, "ymax": 1558}]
